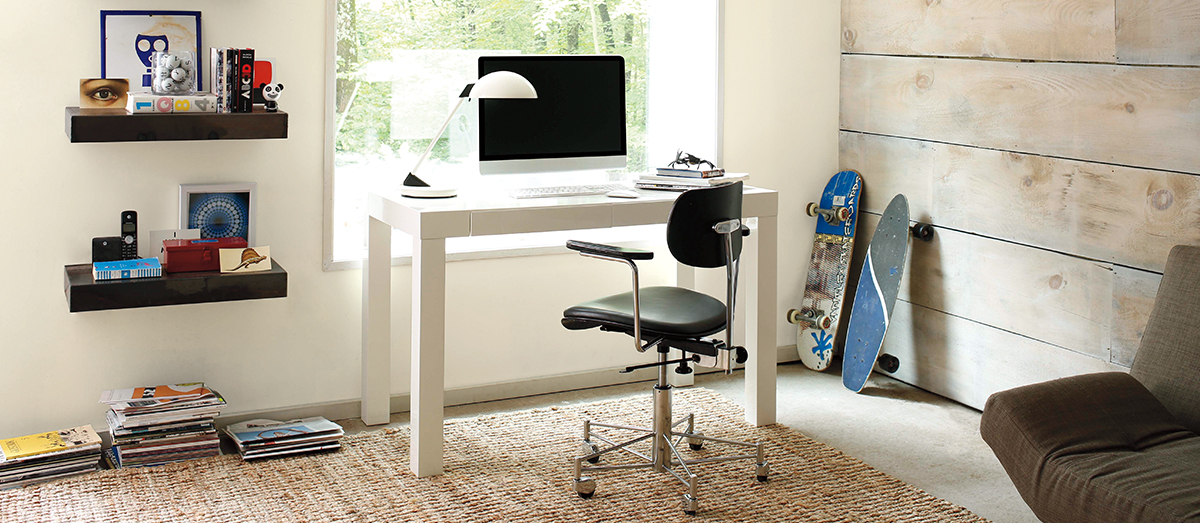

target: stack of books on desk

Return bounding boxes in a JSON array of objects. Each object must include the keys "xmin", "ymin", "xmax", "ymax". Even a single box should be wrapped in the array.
[
  {"xmin": 635, "ymin": 168, "xmax": 750, "ymax": 191},
  {"xmin": 100, "ymin": 383, "xmax": 226, "ymax": 468},
  {"xmin": 0, "ymin": 425, "xmax": 102, "ymax": 489},
  {"xmin": 223, "ymin": 417, "xmax": 344, "ymax": 460}
]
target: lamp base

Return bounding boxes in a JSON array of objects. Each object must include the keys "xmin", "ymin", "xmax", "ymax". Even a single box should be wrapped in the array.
[
  {"xmin": 400, "ymin": 186, "xmax": 458, "ymax": 198},
  {"xmin": 401, "ymin": 172, "xmax": 457, "ymax": 199}
]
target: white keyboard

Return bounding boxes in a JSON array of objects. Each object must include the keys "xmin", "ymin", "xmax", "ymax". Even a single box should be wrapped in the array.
[{"xmin": 509, "ymin": 183, "xmax": 630, "ymax": 199}]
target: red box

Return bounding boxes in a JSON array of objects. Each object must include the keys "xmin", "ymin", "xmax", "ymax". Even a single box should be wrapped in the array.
[{"xmin": 163, "ymin": 237, "xmax": 248, "ymax": 273}]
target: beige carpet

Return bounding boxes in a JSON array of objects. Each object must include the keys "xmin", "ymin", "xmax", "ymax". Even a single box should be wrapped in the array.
[{"xmin": 1, "ymin": 388, "xmax": 987, "ymax": 522}]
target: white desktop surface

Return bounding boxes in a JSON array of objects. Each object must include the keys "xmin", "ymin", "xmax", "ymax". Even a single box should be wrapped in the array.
[{"xmin": 362, "ymin": 184, "xmax": 779, "ymax": 477}]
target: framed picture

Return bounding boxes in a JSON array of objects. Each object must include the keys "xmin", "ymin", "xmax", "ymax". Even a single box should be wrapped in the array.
[
  {"xmin": 101, "ymin": 11, "xmax": 202, "ymax": 91},
  {"xmin": 179, "ymin": 183, "xmax": 256, "ymax": 245}
]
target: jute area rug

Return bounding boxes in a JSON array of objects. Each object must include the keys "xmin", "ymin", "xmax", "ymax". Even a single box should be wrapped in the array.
[{"xmin": 1, "ymin": 388, "xmax": 988, "ymax": 522}]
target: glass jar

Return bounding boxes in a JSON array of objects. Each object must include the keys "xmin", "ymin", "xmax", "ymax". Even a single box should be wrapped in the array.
[{"xmin": 151, "ymin": 51, "xmax": 197, "ymax": 95}]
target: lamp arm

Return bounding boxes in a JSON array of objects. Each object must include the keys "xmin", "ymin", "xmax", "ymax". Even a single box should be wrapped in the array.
[{"xmin": 407, "ymin": 95, "xmax": 468, "ymax": 181}]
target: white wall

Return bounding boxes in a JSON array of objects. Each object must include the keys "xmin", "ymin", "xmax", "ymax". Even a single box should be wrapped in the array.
[
  {"xmin": 723, "ymin": 0, "xmax": 842, "ymax": 348},
  {"xmin": 0, "ymin": 0, "xmax": 839, "ymax": 437}
]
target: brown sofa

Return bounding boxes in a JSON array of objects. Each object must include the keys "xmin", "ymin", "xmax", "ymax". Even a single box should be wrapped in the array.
[{"xmin": 981, "ymin": 245, "xmax": 1200, "ymax": 522}]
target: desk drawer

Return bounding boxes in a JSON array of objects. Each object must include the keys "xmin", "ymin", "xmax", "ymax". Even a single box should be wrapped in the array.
[{"xmin": 471, "ymin": 205, "xmax": 612, "ymax": 236}]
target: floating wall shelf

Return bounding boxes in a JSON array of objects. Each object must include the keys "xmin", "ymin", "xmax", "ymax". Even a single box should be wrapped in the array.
[
  {"xmin": 64, "ymin": 107, "xmax": 288, "ymax": 143},
  {"xmin": 64, "ymin": 259, "xmax": 288, "ymax": 312}
]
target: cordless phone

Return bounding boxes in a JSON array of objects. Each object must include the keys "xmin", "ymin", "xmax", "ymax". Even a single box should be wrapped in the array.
[{"xmin": 120, "ymin": 210, "xmax": 138, "ymax": 260}]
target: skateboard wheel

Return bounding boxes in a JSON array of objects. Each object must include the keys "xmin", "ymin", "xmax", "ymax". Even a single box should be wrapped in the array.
[
  {"xmin": 836, "ymin": 206, "xmax": 852, "ymax": 222},
  {"xmin": 786, "ymin": 309, "xmax": 802, "ymax": 324},
  {"xmin": 877, "ymin": 354, "xmax": 900, "ymax": 373},
  {"xmin": 911, "ymin": 223, "xmax": 935, "ymax": 242},
  {"xmin": 818, "ymin": 316, "xmax": 833, "ymax": 330},
  {"xmin": 805, "ymin": 202, "xmax": 819, "ymax": 217}
]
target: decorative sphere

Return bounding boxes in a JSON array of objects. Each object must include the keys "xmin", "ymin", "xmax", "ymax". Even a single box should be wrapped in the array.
[
  {"xmin": 171, "ymin": 68, "xmax": 188, "ymax": 82},
  {"xmin": 181, "ymin": 57, "xmax": 194, "ymax": 70},
  {"xmin": 163, "ymin": 54, "xmax": 181, "ymax": 69},
  {"xmin": 159, "ymin": 78, "xmax": 177, "ymax": 91}
]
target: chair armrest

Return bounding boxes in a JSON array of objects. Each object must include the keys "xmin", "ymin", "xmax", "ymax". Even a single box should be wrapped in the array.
[{"xmin": 566, "ymin": 240, "xmax": 654, "ymax": 261}]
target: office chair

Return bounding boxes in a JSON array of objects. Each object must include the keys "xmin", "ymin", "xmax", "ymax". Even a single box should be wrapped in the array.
[{"xmin": 561, "ymin": 182, "xmax": 769, "ymax": 515}]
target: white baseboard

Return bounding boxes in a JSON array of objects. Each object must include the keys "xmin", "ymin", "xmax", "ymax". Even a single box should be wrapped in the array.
[{"xmin": 186, "ymin": 346, "xmax": 798, "ymax": 430}]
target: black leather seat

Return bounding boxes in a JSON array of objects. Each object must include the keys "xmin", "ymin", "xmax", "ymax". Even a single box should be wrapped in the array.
[{"xmin": 563, "ymin": 286, "xmax": 727, "ymax": 339}]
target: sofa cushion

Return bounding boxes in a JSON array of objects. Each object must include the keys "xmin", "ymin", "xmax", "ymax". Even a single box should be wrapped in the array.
[
  {"xmin": 981, "ymin": 372, "xmax": 1200, "ymax": 522},
  {"xmin": 1131, "ymin": 245, "xmax": 1200, "ymax": 435}
]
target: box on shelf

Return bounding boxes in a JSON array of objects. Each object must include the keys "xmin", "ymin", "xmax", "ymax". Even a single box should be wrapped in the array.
[
  {"xmin": 163, "ymin": 237, "xmax": 248, "ymax": 273},
  {"xmin": 126, "ymin": 92, "xmax": 218, "ymax": 114},
  {"xmin": 92, "ymin": 258, "xmax": 162, "ymax": 281}
]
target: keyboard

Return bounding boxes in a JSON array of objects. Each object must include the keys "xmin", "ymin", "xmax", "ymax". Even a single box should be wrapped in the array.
[{"xmin": 509, "ymin": 183, "xmax": 631, "ymax": 199}]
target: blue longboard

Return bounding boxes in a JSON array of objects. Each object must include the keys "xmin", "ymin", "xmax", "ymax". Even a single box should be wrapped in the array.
[{"xmin": 842, "ymin": 194, "xmax": 909, "ymax": 393}]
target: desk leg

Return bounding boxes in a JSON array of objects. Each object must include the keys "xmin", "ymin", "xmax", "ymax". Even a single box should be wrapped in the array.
[
  {"xmin": 411, "ymin": 237, "xmax": 446, "ymax": 477},
  {"xmin": 746, "ymin": 215, "xmax": 777, "ymax": 426},
  {"xmin": 669, "ymin": 263, "xmax": 696, "ymax": 388},
  {"xmin": 362, "ymin": 216, "xmax": 391, "ymax": 426}
]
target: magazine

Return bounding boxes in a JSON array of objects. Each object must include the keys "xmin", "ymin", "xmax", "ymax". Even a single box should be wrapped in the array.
[
  {"xmin": 0, "ymin": 425, "xmax": 101, "ymax": 462},
  {"xmin": 99, "ymin": 383, "xmax": 213, "ymax": 405},
  {"xmin": 224, "ymin": 417, "xmax": 344, "ymax": 447}
]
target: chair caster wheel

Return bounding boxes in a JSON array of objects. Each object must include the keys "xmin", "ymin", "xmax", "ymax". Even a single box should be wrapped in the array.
[
  {"xmin": 756, "ymin": 461, "xmax": 769, "ymax": 482},
  {"xmin": 581, "ymin": 441, "xmax": 601, "ymax": 464},
  {"xmin": 682, "ymin": 494, "xmax": 699, "ymax": 515},
  {"xmin": 734, "ymin": 346, "xmax": 749, "ymax": 365},
  {"xmin": 574, "ymin": 477, "xmax": 596, "ymax": 499},
  {"xmin": 686, "ymin": 432, "xmax": 704, "ymax": 451}
]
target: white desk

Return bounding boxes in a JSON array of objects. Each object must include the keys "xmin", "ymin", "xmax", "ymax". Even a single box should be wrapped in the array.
[{"xmin": 362, "ymin": 185, "xmax": 778, "ymax": 477}]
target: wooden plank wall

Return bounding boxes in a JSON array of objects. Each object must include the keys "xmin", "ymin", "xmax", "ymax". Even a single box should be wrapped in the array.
[{"xmin": 838, "ymin": 0, "xmax": 1199, "ymax": 409}]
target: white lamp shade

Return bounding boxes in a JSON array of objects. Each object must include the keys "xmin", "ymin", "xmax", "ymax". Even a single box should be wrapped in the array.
[{"xmin": 469, "ymin": 71, "xmax": 537, "ymax": 99}]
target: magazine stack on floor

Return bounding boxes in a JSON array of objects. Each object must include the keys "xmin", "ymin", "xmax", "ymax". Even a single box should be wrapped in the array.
[
  {"xmin": 0, "ymin": 425, "xmax": 102, "ymax": 489},
  {"xmin": 99, "ymin": 383, "xmax": 226, "ymax": 468},
  {"xmin": 223, "ymin": 417, "xmax": 344, "ymax": 460}
]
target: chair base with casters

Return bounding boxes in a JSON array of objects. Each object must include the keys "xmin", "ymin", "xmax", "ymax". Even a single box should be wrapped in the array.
[
  {"xmin": 561, "ymin": 182, "xmax": 769, "ymax": 515},
  {"xmin": 570, "ymin": 348, "xmax": 769, "ymax": 515}
]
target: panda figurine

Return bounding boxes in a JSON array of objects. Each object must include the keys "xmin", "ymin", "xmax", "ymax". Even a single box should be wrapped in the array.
[{"xmin": 261, "ymin": 83, "xmax": 284, "ymax": 113}]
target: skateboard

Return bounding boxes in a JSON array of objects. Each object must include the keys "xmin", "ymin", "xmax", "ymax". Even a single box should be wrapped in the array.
[
  {"xmin": 788, "ymin": 170, "xmax": 861, "ymax": 371},
  {"xmin": 842, "ymin": 194, "xmax": 934, "ymax": 392}
]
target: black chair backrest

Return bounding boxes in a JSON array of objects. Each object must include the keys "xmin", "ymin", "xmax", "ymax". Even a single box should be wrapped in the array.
[{"xmin": 666, "ymin": 182, "xmax": 743, "ymax": 269}]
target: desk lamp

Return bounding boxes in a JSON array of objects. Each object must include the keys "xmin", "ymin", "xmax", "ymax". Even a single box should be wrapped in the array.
[{"xmin": 400, "ymin": 71, "xmax": 538, "ymax": 198}]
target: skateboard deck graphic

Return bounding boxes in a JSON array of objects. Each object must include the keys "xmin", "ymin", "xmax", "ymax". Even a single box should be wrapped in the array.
[
  {"xmin": 791, "ymin": 170, "xmax": 861, "ymax": 371},
  {"xmin": 843, "ymin": 194, "xmax": 909, "ymax": 393}
]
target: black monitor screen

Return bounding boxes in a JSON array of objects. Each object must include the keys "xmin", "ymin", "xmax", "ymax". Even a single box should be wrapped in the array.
[{"xmin": 478, "ymin": 55, "xmax": 626, "ymax": 161}]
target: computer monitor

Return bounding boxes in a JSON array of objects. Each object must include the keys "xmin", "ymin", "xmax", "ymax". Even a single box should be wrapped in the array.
[{"xmin": 477, "ymin": 55, "xmax": 627, "ymax": 175}]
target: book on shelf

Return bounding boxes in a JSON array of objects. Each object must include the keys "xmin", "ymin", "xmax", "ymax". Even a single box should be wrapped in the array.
[
  {"xmin": 655, "ymin": 167, "xmax": 725, "ymax": 179},
  {"xmin": 236, "ymin": 48, "xmax": 256, "ymax": 113}
]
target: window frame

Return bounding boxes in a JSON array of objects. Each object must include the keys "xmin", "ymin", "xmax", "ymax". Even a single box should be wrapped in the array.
[{"xmin": 322, "ymin": 0, "xmax": 725, "ymax": 271}]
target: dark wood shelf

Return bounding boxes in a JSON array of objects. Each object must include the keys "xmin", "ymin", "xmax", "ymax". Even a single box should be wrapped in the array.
[
  {"xmin": 65, "ymin": 107, "xmax": 288, "ymax": 143},
  {"xmin": 64, "ymin": 259, "xmax": 288, "ymax": 312}
]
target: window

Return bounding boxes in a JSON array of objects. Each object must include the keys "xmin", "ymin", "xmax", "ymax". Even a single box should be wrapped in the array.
[{"xmin": 326, "ymin": 0, "xmax": 720, "ymax": 267}]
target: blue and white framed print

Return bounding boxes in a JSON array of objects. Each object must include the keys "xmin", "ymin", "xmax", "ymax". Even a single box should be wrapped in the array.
[
  {"xmin": 101, "ymin": 11, "xmax": 202, "ymax": 91},
  {"xmin": 179, "ymin": 183, "xmax": 256, "ymax": 245}
]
